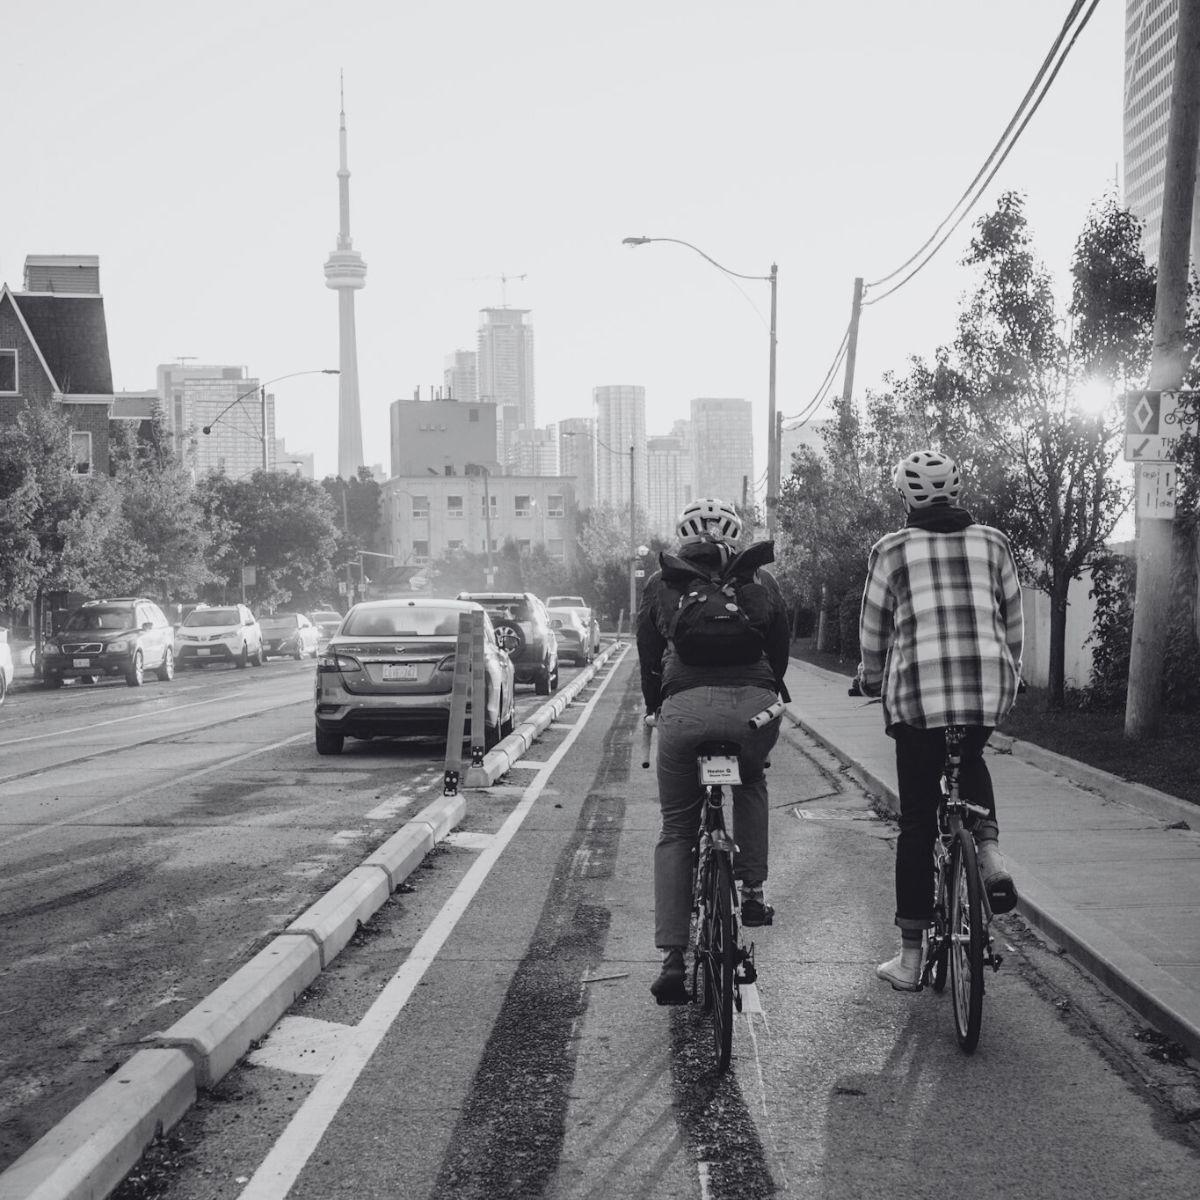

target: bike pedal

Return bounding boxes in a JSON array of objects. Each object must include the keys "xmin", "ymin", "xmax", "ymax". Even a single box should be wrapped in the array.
[{"xmin": 738, "ymin": 964, "xmax": 758, "ymax": 986}]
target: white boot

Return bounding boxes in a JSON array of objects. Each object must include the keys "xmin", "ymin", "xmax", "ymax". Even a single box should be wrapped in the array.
[{"xmin": 876, "ymin": 944, "xmax": 923, "ymax": 991}]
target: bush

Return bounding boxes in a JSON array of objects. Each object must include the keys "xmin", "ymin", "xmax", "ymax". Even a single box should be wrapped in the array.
[{"xmin": 837, "ymin": 589, "xmax": 861, "ymax": 663}]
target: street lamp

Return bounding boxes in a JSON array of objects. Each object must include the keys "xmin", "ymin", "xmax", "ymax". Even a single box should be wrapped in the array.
[
  {"xmin": 202, "ymin": 369, "xmax": 339, "ymax": 471},
  {"xmin": 564, "ymin": 430, "xmax": 637, "ymax": 638},
  {"xmin": 622, "ymin": 235, "xmax": 778, "ymax": 539}
]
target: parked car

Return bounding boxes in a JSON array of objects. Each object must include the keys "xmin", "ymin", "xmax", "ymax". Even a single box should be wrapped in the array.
[
  {"xmin": 545, "ymin": 595, "xmax": 602, "ymax": 656},
  {"xmin": 308, "ymin": 609, "xmax": 344, "ymax": 647},
  {"xmin": 42, "ymin": 598, "xmax": 175, "ymax": 688},
  {"xmin": 174, "ymin": 604, "xmax": 265, "ymax": 669},
  {"xmin": 456, "ymin": 591, "xmax": 559, "ymax": 694},
  {"xmin": 314, "ymin": 598, "xmax": 516, "ymax": 755},
  {"xmin": 0, "ymin": 628, "xmax": 13, "ymax": 704},
  {"xmin": 548, "ymin": 607, "xmax": 592, "ymax": 666},
  {"xmin": 260, "ymin": 612, "xmax": 321, "ymax": 660}
]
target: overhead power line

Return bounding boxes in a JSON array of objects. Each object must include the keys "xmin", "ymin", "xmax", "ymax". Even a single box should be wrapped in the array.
[
  {"xmin": 782, "ymin": 324, "xmax": 850, "ymax": 431},
  {"xmin": 862, "ymin": 0, "xmax": 1100, "ymax": 308}
]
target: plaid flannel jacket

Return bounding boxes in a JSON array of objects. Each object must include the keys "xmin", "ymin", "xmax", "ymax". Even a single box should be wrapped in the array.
[{"xmin": 858, "ymin": 522, "xmax": 1024, "ymax": 731}]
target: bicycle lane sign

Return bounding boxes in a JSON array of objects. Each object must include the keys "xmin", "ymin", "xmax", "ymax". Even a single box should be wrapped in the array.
[{"xmin": 1124, "ymin": 389, "xmax": 1198, "ymax": 461}]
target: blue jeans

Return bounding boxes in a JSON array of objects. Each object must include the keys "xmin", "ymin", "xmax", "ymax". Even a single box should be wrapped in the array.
[{"xmin": 653, "ymin": 686, "xmax": 782, "ymax": 949}]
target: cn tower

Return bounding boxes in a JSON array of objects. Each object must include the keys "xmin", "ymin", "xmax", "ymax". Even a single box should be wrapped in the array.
[{"xmin": 324, "ymin": 77, "xmax": 367, "ymax": 478}]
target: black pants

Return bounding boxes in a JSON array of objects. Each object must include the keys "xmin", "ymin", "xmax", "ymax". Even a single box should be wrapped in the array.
[{"xmin": 892, "ymin": 724, "xmax": 996, "ymax": 930}]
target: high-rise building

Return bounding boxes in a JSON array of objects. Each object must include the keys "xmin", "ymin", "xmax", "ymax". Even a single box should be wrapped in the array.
[
  {"xmin": 477, "ymin": 308, "xmax": 535, "ymax": 467},
  {"xmin": 559, "ymin": 417, "xmax": 597, "ymax": 508},
  {"xmin": 691, "ymin": 397, "xmax": 754, "ymax": 510},
  {"xmin": 1124, "ymin": 1, "xmax": 1199, "ymax": 264},
  {"xmin": 444, "ymin": 349, "xmax": 478, "ymax": 403},
  {"xmin": 593, "ymin": 385, "xmax": 647, "ymax": 517},
  {"xmin": 156, "ymin": 363, "xmax": 276, "ymax": 479},
  {"xmin": 323, "ymin": 82, "xmax": 367, "ymax": 479},
  {"xmin": 512, "ymin": 425, "xmax": 559, "ymax": 476},
  {"xmin": 646, "ymin": 435, "xmax": 692, "ymax": 538}
]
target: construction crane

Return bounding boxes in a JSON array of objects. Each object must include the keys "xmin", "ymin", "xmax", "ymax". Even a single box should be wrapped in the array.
[{"xmin": 462, "ymin": 273, "xmax": 528, "ymax": 307}]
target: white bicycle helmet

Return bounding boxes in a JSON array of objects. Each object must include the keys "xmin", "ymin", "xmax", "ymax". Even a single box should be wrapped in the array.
[
  {"xmin": 893, "ymin": 450, "xmax": 961, "ymax": 510},
  {"xmin": 677, "ymin": 497, "xmax": 742, "ymax": 543}
]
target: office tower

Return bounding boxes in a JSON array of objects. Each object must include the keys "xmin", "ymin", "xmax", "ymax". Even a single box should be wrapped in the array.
[
  {"xmin": 691, "ymin": 397, "xmax": 754, "ymax": 511},
  {"xmin": 559, "ymin": 417, "xmax": 597, "ymax": 508},
  {"xmin": 593, "ymin": 385, "xmax": 647, "ymax": 516},
  {"xmin": 444, "ymin": 349, "xmax": 478, "ymax": 403},
  {"xmin": 477, "ymin": 307, "xmax": 535, "ymax": 467},
  {"xmin": 512, "ymin": 425, "xmax": 559, "ymax": 476},
  {"xmin": 323, "ymin": 83, "xmax": 367, "ymax": 479},
  {"xmin": 156, "ymin": 363, "xmax": 274, "ymax": 478},
  {"xmin": 1124, "ymin": 1, "xmax": 1199, "ymax": 264},
  {"xmin": 646, "ymin": 435, "xmax": 692, "ymax": 538}
]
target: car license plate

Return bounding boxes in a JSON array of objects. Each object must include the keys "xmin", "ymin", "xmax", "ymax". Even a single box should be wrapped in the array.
[
  {"xmin": 197, "ymin": 648, "xmax": 211, "ymax": 656},
  {"xmin": 383, "ymin": 662, "xmax": 417, "ymax": 681},
  {"xmin": 73, "ymin": 658, "xmax": 90, "ymax": 668},
  {"xmin": 700, "ymin": 755, "xmax": 741, "ymax": 785}
]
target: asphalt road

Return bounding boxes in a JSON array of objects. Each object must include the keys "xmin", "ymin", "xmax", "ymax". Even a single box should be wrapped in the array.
[
  {"xmin": 0, "ymin": 656, "xmax": 559, "ymax": 1174},
  {"xmin": 5, "ymin": 653, "xmax": 1200, "ymax": 1198}
]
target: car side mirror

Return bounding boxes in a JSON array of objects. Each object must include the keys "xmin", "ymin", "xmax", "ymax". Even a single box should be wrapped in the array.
[{"xmin": 141, "ymin": 622, "xmax": 153, "ymax": 631}]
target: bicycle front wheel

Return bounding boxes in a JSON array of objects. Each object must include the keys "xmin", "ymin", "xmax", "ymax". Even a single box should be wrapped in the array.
[
  {"xmin": 948, "ymin": 829, "xmax": 985, "ymax": 1052},
  {"xmin": 699, "ymin": 849, "xmax": 736, "ymax": 1071}
]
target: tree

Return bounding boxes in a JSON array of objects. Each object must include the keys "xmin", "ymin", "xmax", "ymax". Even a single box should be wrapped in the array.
[{"xmin": 196, "ymin": 471, "xmax": 341, "ymax": 610}]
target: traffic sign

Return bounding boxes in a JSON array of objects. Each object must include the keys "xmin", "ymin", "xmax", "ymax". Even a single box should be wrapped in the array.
[
  {"xmin": 1124, "ymin": 390, "xmax": 1198, "ymax": 461},
  {"xmin": 1136, "ymin": 463, "xmax": 1177, "ymax": 518}
]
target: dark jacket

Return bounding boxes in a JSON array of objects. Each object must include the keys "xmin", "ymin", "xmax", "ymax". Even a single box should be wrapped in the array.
[{"xmin": 636, "ymin": 538, "xmax": 791, "ymax": 713}]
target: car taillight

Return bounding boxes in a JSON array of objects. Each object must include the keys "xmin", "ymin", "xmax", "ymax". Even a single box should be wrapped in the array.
[
  {"xmin": 317, "ymin": 652, "xmax": 362, "ymax": 673},
  {"xmin": 435, "ymin": 655, "xmax": 456, "ymax": 674}
]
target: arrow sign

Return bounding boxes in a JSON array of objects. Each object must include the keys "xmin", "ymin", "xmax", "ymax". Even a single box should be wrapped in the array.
[{"xmin": 1132, "ymin": 437, "xmax": 1151, "ymax": 458}]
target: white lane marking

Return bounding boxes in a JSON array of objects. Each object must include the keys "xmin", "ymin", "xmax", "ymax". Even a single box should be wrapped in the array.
[
  {"xmin": 330, "ymin": 830, "xmax": 364, "ymax": 847},
  {"xmin": 364, "ymin": 795, "xmax": 414, "ymax": 821},
  {"xmin": 444, "ymin": 830, "xmax": 496, "ymax": 851},
  {"xmin": 238, "ymin": 653, "xmax": 624, "ymax": 1200},
  {"xmin": 739, "ymin": 982, "xmax": 763, "ymax": 1015},
  {"xmin": 698, "ymin": 1162, "xmax": 713, "ymax": 1200},
  {"xmin": 0, "ymin": 731, "xmax": 311, "ymax": 850},
  {"xmin": 246, "ymin": 1016, "xmax": 355, "ymax": 1077}
]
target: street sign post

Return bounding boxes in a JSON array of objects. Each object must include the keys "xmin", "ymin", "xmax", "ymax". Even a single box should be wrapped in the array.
[
  {"xmin": 1136, "ymin": 463, "xmax": 1177, "ymax": 518},
  {"xmin": 1124, "ymin": 389, "xmax": 1198, "ymax": 461}
]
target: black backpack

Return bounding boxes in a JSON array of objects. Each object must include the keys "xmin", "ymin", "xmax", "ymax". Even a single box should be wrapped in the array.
[{"xmin": 659, "ymin": 542, "xmax": 776, "ymax": 667}]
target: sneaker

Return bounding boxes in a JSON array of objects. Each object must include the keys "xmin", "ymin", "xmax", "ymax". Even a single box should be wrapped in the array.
[
  {"xmin": 740, "ymin": 887, "xmax": 775, "ymax": 927},
  {"xmin": 976, "ymin": 840, "xmax": 1019, "ymax": 914},
  {"xmin": 650, "ymin": 948, "xmax": 689, "ymax": 1005},
  {"xmin": 876, "ymin": 949, "xmax": 922, "ymax": 992}
]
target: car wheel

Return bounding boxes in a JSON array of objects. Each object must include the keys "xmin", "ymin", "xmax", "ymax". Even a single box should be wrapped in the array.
[
  {"xmin": 236, "ymin": 644, "xmax": 248, "ymax": 669},
  {"xmin": 315, "ymin": 725, "xmax": 344, "ymax": 755},
  {"xmin": 157, "ymin": 648, "xmax": 175, "ymax": 682},
  {"xmin": 485, "ymin": 719, "xmax": 500, "ymax": 750},
  {"xmin": 0, "ymin": 672, "xmax": 7, "ymax": 705},
  {"xmin": 252, "ymin": 643, "xmax": 265, "ymax": 667},
  {"xmin": 293, "ymin": 645, "xmax": 304, "ymax": 661},
  {"xmin": 535, "ymin": 665, "xmax": 551, "ymax": 696},
  {"xmin": 44, "ymin": 672, "xmax": 63, "ymax": 689},
  {"xmin": 80, "ymin": 674, "xmax": 98, "ymax": 685},
  {"xmin": 500, "ymin": 695, "xmax": 515, "ymax": 738},
  {"xmin": 125, "ymin": 651, "xmax": 145, "ymax": 687}
]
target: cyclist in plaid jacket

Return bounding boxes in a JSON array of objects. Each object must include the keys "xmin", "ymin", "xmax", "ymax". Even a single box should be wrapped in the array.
[{"xmin": 856, "ymin": 450, "xmax": 1024, "ymax": 991}]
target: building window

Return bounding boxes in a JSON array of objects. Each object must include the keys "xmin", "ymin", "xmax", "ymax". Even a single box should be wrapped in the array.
[
  {"xmin": 518, "ymin": 539, "xmax": 531, "ymax": 554},
  {"xmin": 0, "ymin": 349, "xmax": 16, "ymax": 393},
  {"xmin": 447, "ymin": 495, "xmax": 464, "ymax": 519},
  {"xmin": 515, "ymin": 495, "xmax": 532, "ymax": 517},
  {"xmin": 413, "ymin": 540, "xmax": 430, "ymax": 563},
  {"xmin": 548, "ymin": 538, "xmax": 565, "ymax": 561},
  {"xmin": 71, "ymin": 431, "xmax": 93, "ymax": 475},
  {"xmin": 469, "ymin": 409, "xmax": 480, "ymax": 423},
  {"xmin": 448, "ymin": 539, "xmax": 464, "ymax": 551},
  {"xmin": 411, "ymin": 495, "xmax": 429, "ymax": 518},
  {"xmin": 481, "ymin": 494, "xmax": 497, "ymax": 518},
  {"xmin": 547, "ymin": 493, "xmax": 564, "ymax": 518}
]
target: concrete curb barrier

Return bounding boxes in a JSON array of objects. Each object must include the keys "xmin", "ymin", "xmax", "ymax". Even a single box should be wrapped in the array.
[
  {"xmin": 0, "ymin": 1050, "xmax": 195, "ymax": 1200},
  {"xmin": 464, "ymin": 641, "xmax": 626, "ymax": 788},
  {"xmin": 0, "ymin": 646, "xmax": 626, "ymax": 1199}
]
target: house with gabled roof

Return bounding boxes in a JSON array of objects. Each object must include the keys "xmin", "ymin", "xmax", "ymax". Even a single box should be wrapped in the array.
[{"xmin": 0, "ymin": 254, "xmax": 117, "ymax": 475}]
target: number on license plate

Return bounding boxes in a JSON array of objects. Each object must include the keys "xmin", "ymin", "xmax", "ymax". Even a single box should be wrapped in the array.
[
  {"xmin": 73, "ymin": 658, "xmax": 90, "ymax": 668},
  {"xmin": 382, "ymin": 662, "xmax": 417, "ymax": 681},
  {"xmin": 197, "ymin": 648, "xmax": 210, "ymax": 656},
  {"xmin": 700, "ymin": 755, "xmax": 741, "ymax": 785}
]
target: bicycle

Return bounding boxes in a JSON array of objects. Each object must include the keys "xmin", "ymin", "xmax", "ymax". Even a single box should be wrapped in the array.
[
  {"xmin": 642, "ymin": 698, "xmax": 783, "ymax": 1071},
  {"xmin": 849, "ymin": 686, "xmax": 1003, "ymax": 1053}
]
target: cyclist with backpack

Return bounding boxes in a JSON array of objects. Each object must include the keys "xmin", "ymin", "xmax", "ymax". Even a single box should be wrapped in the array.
[
  {"xmin": 637, "ymin": 497, "xmax": 791, "ymax": 1005},
  {"xmin": 854, "ymin": 450, "xmax": 1024, "ymax": 991}
]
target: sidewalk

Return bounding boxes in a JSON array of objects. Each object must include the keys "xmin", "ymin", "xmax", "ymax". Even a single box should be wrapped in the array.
[{"xmin": 785, "ymin": 657, "xmax": 1200, "ymax": 1062}]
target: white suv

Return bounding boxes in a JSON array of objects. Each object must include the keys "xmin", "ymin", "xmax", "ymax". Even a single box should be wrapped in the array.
[{"xmin": 175, "ymin": 604, "xmax": 265, "ymax": 670}]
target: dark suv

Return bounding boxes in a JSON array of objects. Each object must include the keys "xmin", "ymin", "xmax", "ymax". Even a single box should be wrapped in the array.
[
  {"xmin": 456, "ymin": 591, "xmax": 559, "ymax": 694},
  {"xmin": 43, "ymin": 598, "xmax": 175, "ymax": 688}
]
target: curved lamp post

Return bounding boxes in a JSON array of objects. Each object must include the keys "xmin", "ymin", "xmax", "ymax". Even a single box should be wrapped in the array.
[
  {"xmin": 202, "ymin": 368, "xmax": 339, "ymax": 471},
  {"xmin": 564, "ymin": 429, "xmax": 637, "ymax": 637},
  {"xmin": 622, "ymin": 235, "xmax": 778, "ymax": 538}
]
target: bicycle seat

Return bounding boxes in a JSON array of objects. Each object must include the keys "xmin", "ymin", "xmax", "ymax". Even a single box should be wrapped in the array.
[{"xmin": 697, "ymin": 740, "xmax": 741, "ymax": 758}]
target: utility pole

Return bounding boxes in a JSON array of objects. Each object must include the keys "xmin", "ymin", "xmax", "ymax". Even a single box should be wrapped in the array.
[
  {"xmin": 842, "ymin": 276, "xmax": 864, "ymax": 407},
  {"xmin": 260, "ymin": 386, "xmax": 270, "ymax": 471},
  {"xmin": 766, "ymin": 263, "xmax": 779, "ymax": 540},
  {"xmin": 628, "ymin": 445, "xmax": 637, "ymax": 636},
  {"xmin": 1125, "ymin": 0, "xmax": 1200, "ymax": 739}
]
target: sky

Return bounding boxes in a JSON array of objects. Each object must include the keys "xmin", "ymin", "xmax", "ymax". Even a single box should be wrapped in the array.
[{"xmin": 3, "ymin": 0, "xmax": 1127, "ymax": 487}]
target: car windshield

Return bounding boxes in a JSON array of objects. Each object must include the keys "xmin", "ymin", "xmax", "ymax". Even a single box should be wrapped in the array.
[
  {"xmin": 182, "ymin": 608, "xmax": 239, "ymax": 627},
  {"xmin": 479, "ymin": 601, "xmax": 531, "ymax": 623},
  {"xmin": 66, "ymin": 607, "xmax": 134, "ymax": 632},
  {"xmin": 261, "ymin": 615, "xmax": 300, "ymax": 631},
  {"xmin": 341, "ymin": 606, "xmax": 466, "ymax": 638}
]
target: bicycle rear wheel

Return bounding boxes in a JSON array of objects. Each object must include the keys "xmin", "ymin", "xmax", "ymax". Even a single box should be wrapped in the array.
[
  {"xmin": 698, "ymin": 849, "xmax": 736, "ymax": 1071},
  {"xmin": 948, "ymin": 829, "xmax": 985, "ymax": 1052},
  {"xmin": 928, "ymin": 851, "xmax": 950, "ymax": 993}
]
